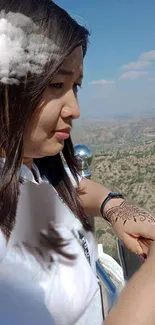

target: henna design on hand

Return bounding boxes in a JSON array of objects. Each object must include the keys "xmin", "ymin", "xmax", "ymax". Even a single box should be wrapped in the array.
[{"xmin": 105, "ymin": 201, "xmax": 155, "ymax": 226}]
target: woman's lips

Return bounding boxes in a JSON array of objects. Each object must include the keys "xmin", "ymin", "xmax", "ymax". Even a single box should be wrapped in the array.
[{"xmin": 54, "ymin": 129, "xmax": 70, "ymax": 140}]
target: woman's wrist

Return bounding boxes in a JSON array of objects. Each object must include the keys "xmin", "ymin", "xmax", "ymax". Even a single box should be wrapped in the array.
[
  {"xmin": 101, "ymin": 194, "xmax": 125, "ymax": 224},
  {"xmin": 103, "ymin": 197, "xmax": 125, "ymax": 215}
]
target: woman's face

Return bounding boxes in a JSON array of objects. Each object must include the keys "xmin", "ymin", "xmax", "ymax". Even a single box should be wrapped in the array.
[{"xmin": 23, "ymin": 46, "xmax": 83, "ymax": 159}]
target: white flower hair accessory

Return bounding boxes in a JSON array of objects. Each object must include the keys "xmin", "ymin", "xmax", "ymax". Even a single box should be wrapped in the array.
[{"xmin": 0, "ymin": 11, "xmax": 57, "ymax": 85}]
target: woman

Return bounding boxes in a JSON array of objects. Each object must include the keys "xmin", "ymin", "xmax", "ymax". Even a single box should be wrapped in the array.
[
  {"xmin": 0, "ymin": 1, "xmax": 155, "ymax": 325},
  {"xmin": 0, "ymin": 1, "xmax": 102, "ymax": 324}
]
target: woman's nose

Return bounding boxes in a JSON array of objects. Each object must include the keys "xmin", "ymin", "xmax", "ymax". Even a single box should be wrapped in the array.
[{"xmin": 61, "ymin": 92, "xmax": 80, "ymax": 120}]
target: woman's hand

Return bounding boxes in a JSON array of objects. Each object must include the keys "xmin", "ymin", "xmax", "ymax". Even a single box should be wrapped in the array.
[
  {"xmin": 77, "ymin": 177, "xmax": 155, "ymax": 255},
  {"xmin": 105, "ymin": 201, "xmax": 155, "ymax": 255},
  {"xmin": 147, "ymin": 238, "xmax": 155, "ymax": 258}
]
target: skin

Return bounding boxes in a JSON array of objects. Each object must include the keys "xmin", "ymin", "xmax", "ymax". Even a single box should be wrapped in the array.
[
  {"xmin": 5, "ymin": 44, "xmax": 155, "ymax": 324},
  {"xmin": 22, "ymin": 46, "xmax": 155, "ymax": 257},
  {"xmin": 78, "ymin": 178, "xmax": 155, "ymax": 255},
  {"xmin": 23, "ymin": 46, "xmax": 83, "ymax": 166},
  {"xmin": 104, "ymin": 240, "xmax": 155, "ymax": 325}
]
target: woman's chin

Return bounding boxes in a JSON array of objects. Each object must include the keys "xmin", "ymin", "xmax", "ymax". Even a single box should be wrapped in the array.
[
  {"xmin": 41, "ymin": 141, "xmax": 64, "ymax": 157},
  {"xmin": 24, "ymin": 139, "xmax": 65, "ymax": 159}
]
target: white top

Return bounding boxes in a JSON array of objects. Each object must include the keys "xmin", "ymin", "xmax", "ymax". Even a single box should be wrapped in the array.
[{"xmin": 0, "ymin": 162, "xmax": 103, "ymax": 325}]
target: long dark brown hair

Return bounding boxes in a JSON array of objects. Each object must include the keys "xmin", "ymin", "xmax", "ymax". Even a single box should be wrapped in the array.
[{"xmin": 0, "ymin": 0, "xmax": 91, "ymax": 255}]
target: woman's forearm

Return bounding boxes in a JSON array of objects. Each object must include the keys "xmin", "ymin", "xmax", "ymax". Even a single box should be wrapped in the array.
[
  {"xmin": 78, "ymin": 178, "xmax": 123, "ymax": 217},
  {"xmin": 104, "ymin": 258, "xmax": 155, "ymax": 325}
]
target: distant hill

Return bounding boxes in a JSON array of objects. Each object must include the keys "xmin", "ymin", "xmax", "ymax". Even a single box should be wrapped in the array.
[
  {"xmin": 72, "ymin": 117, "xmax": 155, "ymax": 262},
  {"xmin": 72, "ymin": 117, "xmax": 155, "ymax": 154}
]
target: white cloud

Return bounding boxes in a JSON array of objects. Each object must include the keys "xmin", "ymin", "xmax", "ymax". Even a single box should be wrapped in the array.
[
  {"xmin": 148, "ymin": 77, "xmax": 155, "ymax": 82},
  {"xmin": 89, "ymin": 79, "xmax": 115, "ymax": 85},
  {"xmin": 140, "ymin": 50, "xmax": 155, "ymax": 61},
  {"xmin": 119, "ymin": 70, "xmax": 148, "ymax": 80},
  {"xmin": 121, "ymin": 60, "xmax": 151, "ymax": 70},
  {"xmin": 120, "ymin": 49, "xmax": 155, "ymax": 74}
]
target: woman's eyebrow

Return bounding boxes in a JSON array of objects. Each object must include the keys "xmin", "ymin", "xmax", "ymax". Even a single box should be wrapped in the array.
[{"xmin": 57, "ymin": 68, "xmax": 83, "ymax": 79}]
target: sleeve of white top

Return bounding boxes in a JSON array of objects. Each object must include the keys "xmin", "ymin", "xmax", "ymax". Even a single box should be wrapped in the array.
[{"xmin": 65, "ymin": 166, "xmax": 82, "ymax": 188}]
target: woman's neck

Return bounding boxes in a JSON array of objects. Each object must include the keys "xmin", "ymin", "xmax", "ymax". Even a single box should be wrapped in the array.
[
  {"xmin": 23, "ymin": 157, "xmax": 33, "ymax": 169},
  {"xmin": 23, "ymin": 157, "xmax": 40, "ymax": 183}
]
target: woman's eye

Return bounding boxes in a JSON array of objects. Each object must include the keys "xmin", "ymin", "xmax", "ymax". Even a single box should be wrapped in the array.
[
  {"xmin": 48, "ymin": 82, "xmax": 82, "ymax": 94},
  {"xmin": 73, "ymin": 83, "xmax": 82, "ymax": 94},
  {"xmin": 49, "ymin": 83, "xmax": 64, "ymax": 89}
]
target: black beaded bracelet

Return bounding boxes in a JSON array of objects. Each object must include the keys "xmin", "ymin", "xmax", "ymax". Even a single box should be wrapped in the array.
[{"xmin": 100, "ymin": 192, "xmax": 124, "ymax": 223}]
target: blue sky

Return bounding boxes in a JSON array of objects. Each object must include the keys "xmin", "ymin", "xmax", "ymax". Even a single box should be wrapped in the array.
[{"xmin": 56, "ymin": 0, "xmax": 155, "ymax": 118}]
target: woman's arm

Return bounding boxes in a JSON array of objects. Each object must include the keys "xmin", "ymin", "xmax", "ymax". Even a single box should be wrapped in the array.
[
  {"xmin": 78, "ymin": 177, "xmax": 155, "ymax": 256},
  {"xmin": 104, "ymin": 254, "xmax": 155, "ymax": 325},
  {"xmin": 78, "ymin": 177, "xmax": 123, "ymax": 217}
]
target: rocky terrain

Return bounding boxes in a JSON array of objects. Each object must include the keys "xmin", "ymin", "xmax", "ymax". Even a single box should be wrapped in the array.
[
  {"xmin": 72, "ymin": 117, "xmax": 155, "ymax": 262},
  {"xmin": 72, "ymin": 117, "xmax": 155, "ymax": 154}
]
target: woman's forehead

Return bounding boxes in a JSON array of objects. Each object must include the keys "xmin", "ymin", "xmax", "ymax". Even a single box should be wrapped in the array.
[{"xmin": 58, "ymin": 47, "xmax": 83, "ymax": 77}]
